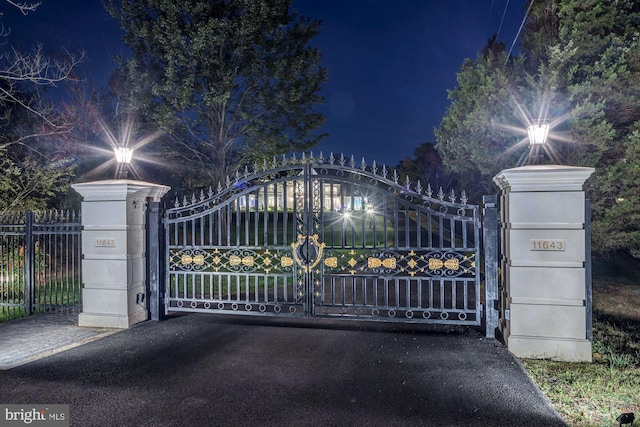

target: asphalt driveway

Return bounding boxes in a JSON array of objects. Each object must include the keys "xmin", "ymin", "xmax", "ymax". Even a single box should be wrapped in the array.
[{"xmin": 0, "ymin": 313, "xmax": 567, "ymax": 426}]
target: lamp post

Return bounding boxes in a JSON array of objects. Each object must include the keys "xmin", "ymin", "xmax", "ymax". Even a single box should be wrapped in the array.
[{"xmin": 114, "ymin": 147, "xmax": 134, "ymax": 179}]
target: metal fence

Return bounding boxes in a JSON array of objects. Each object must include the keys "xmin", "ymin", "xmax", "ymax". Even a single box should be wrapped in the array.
[{"xmin": 0, "ymin": 210, "xmax": 82, "ymax": 320}]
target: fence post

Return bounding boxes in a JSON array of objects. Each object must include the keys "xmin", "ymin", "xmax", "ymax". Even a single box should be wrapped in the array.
[
  {"xmin": 147, "ymin": 200, "xmax": 164, "ymax": 321},
  {"xmin": 585, "ymin": 198, "xmax": 592, "ymax": 342},
  {"xmin": 483, "ymin": 195, "xmax": 499, "ymax": 338},
  {"xmin": 24, "ymin": 211, "xmax": 35, "ymax": 315}
]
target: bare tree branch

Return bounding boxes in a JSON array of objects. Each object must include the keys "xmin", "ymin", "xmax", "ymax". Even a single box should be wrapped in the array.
[{"xmin": 4, "ymin": 0, "xmax": 41, "ymax": 15}]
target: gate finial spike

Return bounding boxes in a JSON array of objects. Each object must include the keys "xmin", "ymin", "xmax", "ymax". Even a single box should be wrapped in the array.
[
  {"xmin": 182, "ymin": 195, "xmax": 188, "ymax": 207},
  {"xmin": 361, "ymin": 157, "xmax": 367, "ymax": 171},
  {"xmin": 318, "ymin": 151, "xmax": 324, "ymax": 163},
  {"xmin": 461, "ymin": 190, "xmax": 468, "ymax": 205},
  {"xmin": 272, "ymin": 156, "xmax": 277, "ymax": 169},
  {"xmin": 174, "ymin": 196, "xmax": 179, "ymax": 208},
  {"xmin": 405, "ymin": 175, "xmax": 411, "ymax": 190},
  {"xmin": 382, "ymin": 164, "xmax": 388, "ymax": 179},
  {"xmin": 350, "ymin": 155, "xmax": 356, "ymax": 168},
  {"xmin": 427, "ymin": 183, "xmax": 433, "ymax": 198},
  {"xmin": 217, "ymin": 181, "xmax": 223, "ymax": 193},
  {"xmin": 392, "ymin": 169, "xmax": 399, "ymax": 184},
  {"xmin": 226, "ymin": 175, "xmax": 231, "ymax": 188},
  {"xmin": 416, "ymin": 180, "xmax": 423, "ymax": 194},
  {"xmin": 199, "ymin": 189, "xmax": 205, "ymax": 202},
  {"xmin": 437, "ymin": 187, "xmax": 445, "ymax": 201},
  {"xmin": 244, "ymin": 165, "xmax": 250, "ymax": 177},
  {"xmin": 328, "ymin": 152, "xmax": 335, "ymax": 164},
  {"xmin": 449, "ymin": 189, "xmax": 456, "ymax": 203},
  {"xmin": 339, "ymin": 153, "xmax": 346, "ymax": 166},
  {"xmin": 208, "ymin": 186, "xmax": 214, "ymax": 198},
  {"xmin": 262, "ymin": 159, "xmax": 267, "ymax": 171},
  {"xmin": 372, "ymin": 160, "xmax": 378, "ymax": 175}
]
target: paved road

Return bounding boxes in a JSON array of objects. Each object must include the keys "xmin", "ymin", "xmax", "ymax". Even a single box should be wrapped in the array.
[{"xmin": 0, "ymin": 312, "xmax": 567, "ymax": 426}]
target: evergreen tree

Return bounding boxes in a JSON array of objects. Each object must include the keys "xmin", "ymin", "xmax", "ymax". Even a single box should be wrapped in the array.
[
  {"xmin": 104, "ymin": 0, "xmax": 327, "ymax": 189},
  {"xmin": 436, "ymin": 0, "xmax": 640, "ymax": 256}
]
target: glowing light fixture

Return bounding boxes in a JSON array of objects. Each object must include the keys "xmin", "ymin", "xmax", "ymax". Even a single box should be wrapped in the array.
[
  {"xmin": 114, "ymin": 147, "xmax": 134, "ymax": 164},
  {"xmin": 527, "ymin": 123, "xmax": 550, "ymax": 146}
]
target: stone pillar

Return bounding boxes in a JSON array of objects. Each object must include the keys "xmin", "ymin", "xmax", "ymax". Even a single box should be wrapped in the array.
[
  {"xmin": 72, "ymin": 180, "xmax": 170, "ymax": 328},
  {"xmin": 493, "ymin": 165, "xmax": 594, "ymax": 362}
]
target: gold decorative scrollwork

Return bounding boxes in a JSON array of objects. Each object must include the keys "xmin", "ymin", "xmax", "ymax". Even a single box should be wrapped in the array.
[
  {"xmin": 368, "ymin": 257, "xmax": 397, "ymax": 269},
  {"xmin": 324, "ymin": 257, "xmax": 338, "ymax": 268},
  {"xmin": 428, "ymin": 258, "xmax": 443, "ymax": 270},
  {"xmin": 291, "ymin": 234, "xmax": 325, "ymax": 272},
  {"xmin": 428, "ymin": 258, "xmax": 460, "ymax": 271},
  {"xmin": 281, "ymin": 256, "xmax": 294, "ymax": 267},
  {"xmin": 444, "ymin": 259, "xmax": 459, "ymax": 270},
  {"xmin": 181, "ymin": 254, "xmax": 205, "ymax": 266}
]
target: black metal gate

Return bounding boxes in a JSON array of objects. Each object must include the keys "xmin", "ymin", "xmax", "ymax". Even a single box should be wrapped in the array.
[{"xmin": 164, "ymin": 154, "xmax": 492, "ymax": 327}]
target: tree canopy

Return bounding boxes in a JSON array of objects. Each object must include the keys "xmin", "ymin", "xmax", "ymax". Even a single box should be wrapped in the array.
[
  {"xmin": 0, "ymin": 0, "xmax": 83, "ymax": 212},
  {"xmin": 104, "ymin": 0, "xmax": 327, "ymax": 189},
  {"xmin": 435, "ymin": 0, "xmax": 640, "ymax": 257}
]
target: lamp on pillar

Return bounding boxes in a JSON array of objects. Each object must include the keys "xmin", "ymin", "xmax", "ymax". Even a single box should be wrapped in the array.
[
  {"xmin": 114, "ymin": 147, "xmax": 134, "ymax": 179},
  {"xmin": 527, "ymin": 123, "xmax": 550, "ymax": 146},
  {"xmin": 516, "ymin": 121, "xmax": 550, "ymax": 166}
]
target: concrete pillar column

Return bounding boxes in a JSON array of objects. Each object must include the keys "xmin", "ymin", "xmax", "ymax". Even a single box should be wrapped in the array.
[
  {"xmin": 493, "ymin": 165, "xmax": 594, "ymax": 362},
  {"xmin": 72, "ymin": 180, "xmax": 170, "ymax": 328}
]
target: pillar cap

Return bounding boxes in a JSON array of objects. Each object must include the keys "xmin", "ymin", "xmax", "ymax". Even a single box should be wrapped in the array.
[
  {"xmin": 493, "ymin": 165, "xmax": 595, "ymax": 192},
  {"xmin": 72, "ymin": 179, "xmax": 171, "ymax": 201}
]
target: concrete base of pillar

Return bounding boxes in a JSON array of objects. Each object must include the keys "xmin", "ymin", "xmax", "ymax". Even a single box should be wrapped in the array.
[
  {"xmin": 503, "ymin": 329, "xmax": 592, "ymax": 362},
  {"xmin": 79, "ymin": 309, "xmax": 148, "ymax": 329}
]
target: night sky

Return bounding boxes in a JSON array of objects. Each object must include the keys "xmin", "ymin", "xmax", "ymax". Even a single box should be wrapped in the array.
[{"xmin": 4, "ymin": 0, "xmax": 527, "ymax": 166}]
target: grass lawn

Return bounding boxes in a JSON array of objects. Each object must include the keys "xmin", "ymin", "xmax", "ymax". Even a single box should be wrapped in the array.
[{"xmin": 522, "ymin": 253, "xmax": 640, "ymax": 426}]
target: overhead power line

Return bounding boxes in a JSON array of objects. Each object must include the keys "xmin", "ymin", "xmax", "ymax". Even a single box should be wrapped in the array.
[{"xmin": 505, "ymin": 0, "xmax": 535, "ymax": 65}]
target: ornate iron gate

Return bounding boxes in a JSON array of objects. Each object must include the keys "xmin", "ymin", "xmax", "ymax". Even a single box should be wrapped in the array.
[{"xmin": 165, "ymin": 153, "xmax": 485, "ymax": 326}]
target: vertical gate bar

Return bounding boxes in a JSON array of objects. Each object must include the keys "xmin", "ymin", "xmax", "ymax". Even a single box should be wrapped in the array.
[
  {"xmin": 271, "ymin": 185, "xmax": 277, "ymax": 247},
  {"xmin": 25, "ymin": 211, "xmax": 35, "ymax": 315},
  {"xmin": 235, "ymin": 199, "xmax": 241, "ymax": 247},
  {"xmin": 319, "ymin": 178, "xmax": 325, "ymax": 242},
  {"xmin": 403, "ymin": 204, "xmax": 409, "ymax": 248},
  {"xmin": 428, "ymin": 213, "xmax": 433, "ymax": 248},
  {"xmin": 329, "ymin": 182, "xmax": 335, "ymax": 246},
  {"xmin": 449, "ymin": 218, "xmax": 455, "ymax": 249},
  {"xmin": 283, "ymin": 181, "xmax": 289, "ymax": 244},
  {"xmin": 261, "ymin": 187, "xmax": 267, "ymax": 246},
  {"xmin": 451, "ymin": 281, "xmax": 457, "ymax": 310},
  {"xmin": 416, "ymin": 209, "xmax": 422, "ymax": 247},
  {"xmin": 405, "ymin": 279, "xmax": 411, "ymax": 309},
  {"xmin": 482, "ymin": 195, "xmax": 499, "ymax": 338},
  {"xmin": 244, "ymin": 192, "xmax": 250, "ymax": 246},
  {"xmin": 349, "ymin": 183, "xmax": 355, "ymax": 248},
  {"xmin": 462, "ymin": 218, "xmax": 469, "ymax": 249},
  {"xmin": 392, "ymin": 199, "xmax": 398, "ymax": 248},
  {"xmin": 351, "ymin": 276, "xmax": 356, "ymax": 306}
]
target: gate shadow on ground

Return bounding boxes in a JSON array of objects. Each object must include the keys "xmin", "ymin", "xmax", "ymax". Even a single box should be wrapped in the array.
[{"xmin": 176, "ymin": 311, "xmax": 483, "ymax": 336}]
